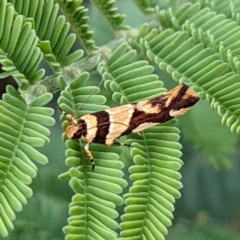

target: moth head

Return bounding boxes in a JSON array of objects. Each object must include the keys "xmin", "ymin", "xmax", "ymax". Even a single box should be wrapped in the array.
[
  {"xmin": 65, "ymin": 123, "xmax": 83, "ymax": 139},
  {"xmin": 58, "ymin": 108, "xmax": 80, "ymax": 139},
  {"xmin": 59, "ymin": 107, "xmax": 85, "ymax": 139},
  {"xmin": 64, "ymin": 113, "xmax": 83, "ymax": 139}
]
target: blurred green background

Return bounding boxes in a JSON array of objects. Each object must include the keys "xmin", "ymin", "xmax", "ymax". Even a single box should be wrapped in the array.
[{"xmin": 5, "ymin": 1, "xmax": 240, "ymax": 239}]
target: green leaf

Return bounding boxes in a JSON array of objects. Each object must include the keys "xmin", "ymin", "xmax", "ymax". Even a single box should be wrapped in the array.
[
  {"xmin": 0, "ymin": 86, "xmax": 54, "ymax": 237},
  {"xmin": 58, "ymin": 73, "xmax": 127, "ymax": 239}
]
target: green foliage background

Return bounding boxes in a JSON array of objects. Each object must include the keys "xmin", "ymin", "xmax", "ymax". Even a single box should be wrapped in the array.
[{"xmin": 1, "ymin": 0, "xmax": 240, "ymax": 239}]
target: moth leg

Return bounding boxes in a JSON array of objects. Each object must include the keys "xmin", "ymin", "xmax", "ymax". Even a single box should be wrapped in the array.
[
  {"xmin": 84, "ymin": 143, "xmax": 95, "ymax": 170},
  {"xmin": 136, "ymin": 132, "xmax": 142, "ymax": 136}
]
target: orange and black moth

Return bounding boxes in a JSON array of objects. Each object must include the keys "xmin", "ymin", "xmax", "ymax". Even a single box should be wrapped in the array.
[{"xmin": 64, "ymin": 84, "xmax": 199, "ymax": 170}]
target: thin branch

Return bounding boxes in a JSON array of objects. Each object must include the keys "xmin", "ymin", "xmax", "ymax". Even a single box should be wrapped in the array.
[{"xmin": 22, "ymin": 38, "xmax": 126, "ymax": 103}]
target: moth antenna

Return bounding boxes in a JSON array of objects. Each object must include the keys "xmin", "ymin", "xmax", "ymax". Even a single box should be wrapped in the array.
[{"xmin": 73, "ymin": 76, "xmax": 105, "ymax": 119}]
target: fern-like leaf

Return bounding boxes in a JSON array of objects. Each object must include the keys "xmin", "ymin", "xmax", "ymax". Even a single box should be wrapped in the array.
[
  {"xmin": 90, "ymin": 0, "xmax": 129, "ymax": 34},
  {"xmin": 129, "ymin": 3, "xmax": 240, "ymax": 137},
  {"xmin": 0, "ymin": 86, "xmax": 55, "ymax": 237},
  {"xmin": 0, "ymin": 0, "xmax": 44, "ymax": 90},
  {"xmin": 159, "ymin": 3, "xmax": 240, "ymax": 133},
  {"xmin": 171, "ymin": 2, "xmax": 240, "ymax": 59},
  {"xmin": 128, "ymin": 1, "xmax": 240, "ymax": 166},
  {"xmin": 99, "ymin": 43, "xmax": 183, "ymax": 239},
  {"xmin": 99, "ymin": 43, "xmax": 165, "ymax": 104},
  {"xmin": 8, "ymin": 0, "xmax": 83, "ymax": 71},
  {"xmin": 57, "ymin": 0, "xmax": 98, "ymax": 53},
  {"xmin": 58, "ymin": 72, "xmax": 128, "ymax": 239},
  {"xmin": 132, "ymin": 0, "xmax": 155, "ymax": 14},
  {"xmin": 196, "ymin": 0, "xmax": 240, "ymax": 20},
  {"xmin": 120, "ymin": 121, "xmax": 182, "ymax": 239}
]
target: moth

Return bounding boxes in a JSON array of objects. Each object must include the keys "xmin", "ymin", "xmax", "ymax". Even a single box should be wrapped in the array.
[{"xmin": 62, "ymin": 84, "xmax": 199, "ymax": 170}]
